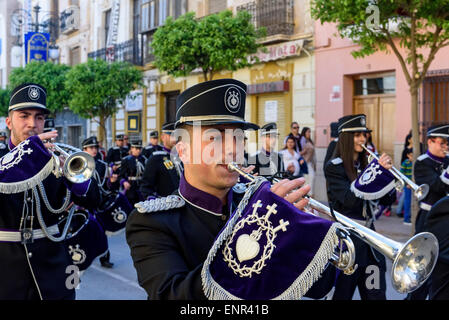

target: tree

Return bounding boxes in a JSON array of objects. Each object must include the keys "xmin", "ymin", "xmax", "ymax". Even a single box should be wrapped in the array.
[
  {"xmin": 151, "ymin": 10, "xmax": 265, "ymax": 82},
  {"xmin": 65, "ymin": 58, "xmax": 143, "ymax": 147},
  {"xmin": 8, "ymin": 61, "xmax": 71, "ymax": 116},
  {"xmin": 0, "ymin": 88, "xmax": 11, "ymax": 117},
  {"xmin": 311, "ymin": 0, "xmax": 449, "ymax": 229}
]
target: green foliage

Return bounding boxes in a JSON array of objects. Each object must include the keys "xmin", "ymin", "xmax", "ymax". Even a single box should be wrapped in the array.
[
  {"xmin": 65, "ymin": 58, "xmax": 143, "ymax": 120},
  {"xmin": 8, "ymin": 61, "xmax": 71, "ymax": 115},
  {"xmin": 0, "ymin": 88, "xmax": 11, "ymax": 117},
  {"xmin": 151, "ymin": 10, "xmax": 265, "ymax": 81},
  {"xmin": 311, "ymin": 0, "xmax": 449, "ymax": 65}
]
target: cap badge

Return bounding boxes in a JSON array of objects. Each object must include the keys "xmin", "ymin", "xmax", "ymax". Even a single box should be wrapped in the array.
[
  {"xmin": 28, "ymin": 86, "xmax": 40, "ymax": 101},
  {"xmin": 360, "ymin": 117, "xmax": 366, "ymax": 126},
  {"xmin": 224, "ymin": 86, "xmax": 241, "ymax": 114}
]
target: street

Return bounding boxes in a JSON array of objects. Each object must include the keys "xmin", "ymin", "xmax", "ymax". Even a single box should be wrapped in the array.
[{"xmin": 75, "ymin": 205, "xmax": 413, "ymax": 300}]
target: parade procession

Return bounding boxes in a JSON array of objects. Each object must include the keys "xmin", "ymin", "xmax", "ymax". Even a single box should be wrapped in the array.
[{"xmin": 1, "ymin": 0, "xmax": 449, "ymax": 308}]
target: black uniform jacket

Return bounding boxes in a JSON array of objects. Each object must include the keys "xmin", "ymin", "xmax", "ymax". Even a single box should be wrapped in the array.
[
  {"xmin": 140, "ymin": 149, "xmax": 180, "ymax": 199},
  {"xmin": 106, "ymin": 146, "xmax": 128, "ymax": 164},
  {"xmin": 323, "ymin": 139, "xmax": 337, "ymax": 172},
  {"xmin": 126, "ymin": 175, "xmax": 336, "ymax": 300},
  {"xmin": 324, "ymin": 157, "xmax": 396, "ymax": 266},
  {"xmin": 0, "ymin": 165, "xmax": 100, "ymax": 300},
  {"xmin": 142, "ymin": 144, "xmax": 163, "ymax": 159},
  {"xmin": 248, "ymin": 149, "xmax": 284, "ymax": 181},
  {"xmin": 0, "ymin": 142, "xmax": 8, "ymax": 158},
  {"xmin": 414, "ymin": 152, "xmax": 449, "ymax": 232},
  {"xmin": 119, "ymin": 154, "xmax": 146, "ymax": 201}
]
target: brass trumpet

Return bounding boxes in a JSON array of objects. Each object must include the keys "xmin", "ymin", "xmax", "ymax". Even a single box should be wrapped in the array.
[
  {"xmin": 227, "ymin": 162, "xmax": 439, "ymax": 294},
  {"xmin": 360, "ymin": 144, "xmax": 429, "ymax": 201},
  {"xmin": 51, "ymin": 142, "xmax": 96, "ymax": 183}
]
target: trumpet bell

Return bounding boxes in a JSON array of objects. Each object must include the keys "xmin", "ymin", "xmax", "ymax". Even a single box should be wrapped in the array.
[
  {"xmin": 63, "ymin": 151, "xmax": 96, "ymax": 184},
  {"xmin": 392, "ymin": 232, "xmax": 438, "ymax": 293},
  {"xmin": 415, "ymin": 184, "xmax": 430, "ymax": 201}
]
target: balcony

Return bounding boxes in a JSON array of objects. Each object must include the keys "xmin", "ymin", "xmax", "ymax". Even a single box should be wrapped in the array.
[
  {"xmin": 60, "ymin": 6, "xmax": 80, "ymax": 35},
  {"xmin": 237, "ymin": 0, "xmax": 294, "ymax": 44},
  {"xmin": 88, "ymin": 39, "xmax": 143, "ymax": 66}
]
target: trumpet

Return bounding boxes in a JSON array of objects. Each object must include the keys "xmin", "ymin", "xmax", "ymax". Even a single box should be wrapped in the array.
[
  {"xmin": 360, "ymin": 144, "xmax": 429, "ymax": 201},
  {"xmin": 227, "ymin": 162, "xmax": 439, "ymax": 294},
  {"xmin": 51, "ymin": 142, "xmax": 96, "ymax": 183}
]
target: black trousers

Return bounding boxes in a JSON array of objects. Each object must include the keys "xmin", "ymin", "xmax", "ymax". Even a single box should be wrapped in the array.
[{"xmin": 332, "ymin": 237, "xmax": 387, "ymax": 300}]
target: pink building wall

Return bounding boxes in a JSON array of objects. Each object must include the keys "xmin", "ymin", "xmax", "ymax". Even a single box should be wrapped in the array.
[{"xmin": 314, "ymin": 21, "xmax": 449, "ymax": 149}]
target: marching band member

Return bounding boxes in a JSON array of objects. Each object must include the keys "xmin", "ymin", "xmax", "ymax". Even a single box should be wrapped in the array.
[
  {"xmin": 142, "ymin": 130, "xmax": 164, "ymax": 159},
  {"xmin": 324, "ymin": 114, "xmax": 396, "ymax": 300},
  {"xmin": 248, "ymin": 122, "xmax": 285, "ymax": 182},
  {"xmin": 323, "ymin": 122, "xmax": 339, "ymax": 172},
  {"xmin": 126, "ymin": 79, "xmax": 339, "ymax": 300},
  {"xmin": 0, "ymin": 83, "xmax": 100, "ymax": 300},
  {"xmin": 82, "ymin": 136, "xmax": 115, "ymax": 268},
  {"xmin": 106, "ymin": 134, "xmax": 128, "ymax": 168},
  {"xmin": 406, "ymin": 123, "xmax": 449, "ymax": 300},
  {"xmin": 140, "ymin": 122, "xmax": 181, "ymax": 199},
  {"xmin": 119, "ymin": 140, "xmax": 146, "ymax": 206},
  {"xmin": 425, "ymin": 195, "xmax": 449, "ymax": 300}
]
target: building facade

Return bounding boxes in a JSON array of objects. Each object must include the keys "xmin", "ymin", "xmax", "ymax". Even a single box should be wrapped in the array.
[{"xmin": 313, "ymin": 20, "xmax": 449, "ymax": 202}]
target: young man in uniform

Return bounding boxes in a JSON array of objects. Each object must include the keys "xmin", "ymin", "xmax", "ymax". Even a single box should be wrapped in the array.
[
  {"xmin": 0, "ymin": 83, "xmax": 100, "ymax": 300},
  {"xmin": 119, "ymin": 139, "xmax": 146, "ymax": 206},
  {"xmin": 142, "ymin": 130, "xmax": 163, "ymax": 159},
  {"xmin": 126, "ymin": 79, "xmax": 336, "ymax": 300},
  {"xmin": 248, "ymin": 122, "xmax": 285, "ymax": 182}
]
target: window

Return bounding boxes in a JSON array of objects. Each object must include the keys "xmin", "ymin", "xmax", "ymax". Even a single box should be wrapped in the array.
[
  {"xmin": 141, "ymin": 0, "xmax": 186, "ymax": 32},
  {"xmin": 208, "ymin": 0, "xmax": 226, "ymax": 14},
  {"xmin": 354, "ymin": 75, "xmax": 396, "ymax": 96},
  {"xmin": 105, "ymin": 9, "xmax": 111, "ymax": 47},
  {"xmin": 68, "ymin": 126, "xmax": 82, "ymax": 148}
]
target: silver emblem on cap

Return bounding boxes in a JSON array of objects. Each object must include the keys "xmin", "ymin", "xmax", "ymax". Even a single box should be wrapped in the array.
[
  {"xmin": 360, "ymin": 117, "xmax": 366, "ymax": 126},
  {"xmin": 224, "ymin": 86, "xmax": 241, "ymax": 114},
  {"xmin": 28, "ymin": 86, "xmax": 40, "ymax": 101}
]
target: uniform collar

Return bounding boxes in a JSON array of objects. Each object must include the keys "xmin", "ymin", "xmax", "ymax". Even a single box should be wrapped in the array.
[
  {"xmin": 261, "ymin": 148, "xmax": 271, "ymax": 156},
  {"xmin": 163, "ymin": 146, "xmax": 171, "ymax": 153},
  {"xmin": 426, "ymin": 150, "xmax": 446, "ymax": 163},
  {"xmin": 178, "ymin": 174, "xmax": 233, "ymax": 216},
  {"xmin": 8, "ymin": 138, "xmax": 15, "ymax": 150}
]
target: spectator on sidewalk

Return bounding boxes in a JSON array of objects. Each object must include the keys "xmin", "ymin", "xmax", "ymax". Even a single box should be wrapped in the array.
[
  {"xmin": 400, "ymin": 148, "xmax": 414, "ymax": 225},
  {"xmin": 299, "ymin": 127, "xmax": 316, "ymax": 197},
  {"xmin": 283, "ymin": 121, "xmax": 302, "ymax": 154}
]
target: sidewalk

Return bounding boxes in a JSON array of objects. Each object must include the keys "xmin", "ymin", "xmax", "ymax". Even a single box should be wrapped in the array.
[{"xmin": 374, "ymin": 204, "xmax": 414, "ymax": 243}]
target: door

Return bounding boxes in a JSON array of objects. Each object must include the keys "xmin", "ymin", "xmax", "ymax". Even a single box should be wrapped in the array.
[
  {"xmin": 353, "ymin": 95, "xmax": 396, "ymax": 157},
  {"xmin": 257, "ymin": 94, "xmax": 287, "ymax": 149}
]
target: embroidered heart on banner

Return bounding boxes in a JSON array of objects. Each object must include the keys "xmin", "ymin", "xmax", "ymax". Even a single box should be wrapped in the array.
[{"xmin": 236, "ymin": 234, "xmax": 260, "ymax": 262}]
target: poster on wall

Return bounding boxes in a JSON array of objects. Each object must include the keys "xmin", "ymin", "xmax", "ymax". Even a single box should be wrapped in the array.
[{"xmin": 265, "ymin": 100, "xmax": 278, "ymax": 123}]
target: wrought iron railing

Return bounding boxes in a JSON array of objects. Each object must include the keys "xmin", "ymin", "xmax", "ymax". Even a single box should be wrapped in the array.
[
  {"xmin": 88, "ymin": 38, "xmax": 143, "ymax": 66},
  {"xmin": 237, "ymin": 0, "xmax": 294, "ymax": 37}
]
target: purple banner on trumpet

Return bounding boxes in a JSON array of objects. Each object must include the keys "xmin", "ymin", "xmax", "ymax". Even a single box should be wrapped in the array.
[
  {"xmin": 201, "ymin": 178, "xmax": 340, "ymax": 300},
  {"xmin": 0, "ymin": 136, "xmax": 54, "ymax": 194},
  {"xmin": 350, "ymin": 158, "xmax": 396, "ymax": 200}
]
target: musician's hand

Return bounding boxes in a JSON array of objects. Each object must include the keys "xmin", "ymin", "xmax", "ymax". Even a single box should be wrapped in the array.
[
  {"xmin": 123, "ymin": 181, "xmax": 131, "ymax": 190},
  {"xmin": 112, "ymin": 164, "xmax": 119, "ymax": 172},
  {"xmin": 378, "ymin": 153, "xmax": 393, "ymax": 170},
  {"xmin": 287, "ymin": 163, "xmax": 295, "ymax": 173},
  {"xmin": 38, "ymin": 130, "xmax": 58, "ymax": 149},
  {"xmin": 242, "ymin": 165, "xmax": 255, "ymax": 174},
  {"xmin": 270, "ymin": 178, "xmax": 310, "ymax": 211}
]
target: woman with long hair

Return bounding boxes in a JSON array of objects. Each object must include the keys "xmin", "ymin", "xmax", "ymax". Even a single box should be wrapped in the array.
[
  {"xmin": 280, "ymin": 136, "xmax": 307, "ymax": 178},
  {"xmin": 299, "ymin": 127, "xmax": 316, "ymax": 196},
  {"xmin": 324, "ymin": 114, "xmax": 396, "ymax": 300}
]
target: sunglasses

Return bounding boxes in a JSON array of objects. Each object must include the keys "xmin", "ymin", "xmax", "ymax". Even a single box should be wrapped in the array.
[{"xmin": 292, "ymin": 126, "xmax": 299, "ymax": 129}]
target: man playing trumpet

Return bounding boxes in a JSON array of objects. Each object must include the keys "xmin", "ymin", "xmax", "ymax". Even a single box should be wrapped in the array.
[
  {"xmin": 0, "ymin": 83, "xmax": 100, "ymax": 300},
  {"xmin": 126, "ymin": 79, "xmax": 339, "ymax": 300}
]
